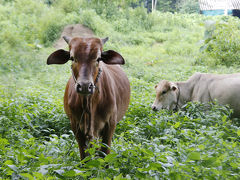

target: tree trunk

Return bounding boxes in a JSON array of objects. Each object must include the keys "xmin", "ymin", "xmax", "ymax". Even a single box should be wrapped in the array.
[
  {"xmin": 152, "ymin": 0, "xmax": 157, "ymax": 11},
  {"xmin": 154, "ymin": 0, "xmax": 157, "ymax": 10}
]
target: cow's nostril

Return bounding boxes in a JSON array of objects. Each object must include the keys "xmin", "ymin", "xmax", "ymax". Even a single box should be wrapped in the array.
[
  {"xmin": 76, "ymin": 83, "xmax": 82, "ymax": 92},
  {"xmin": 88, "ymin": 83, "xmax": 94, "ymax": 92},
  {"xmin": 88, "ymin": 83, "xmax": 92, "ymax": 90},
  {"xmin": 152, "ymin": 106, "xmax": 157, "ymax": 111},
  {"xmin": 75, "ymin": 82, "xmax": 95, "ymax": 94}
]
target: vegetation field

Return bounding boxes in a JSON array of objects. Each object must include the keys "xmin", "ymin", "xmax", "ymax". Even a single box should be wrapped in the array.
[{"xmin": 0, "ymin": 0, "xmax": 240, "ymax": 179}]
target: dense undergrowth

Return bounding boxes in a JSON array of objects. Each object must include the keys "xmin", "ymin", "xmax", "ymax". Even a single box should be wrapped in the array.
[{"xmin": 0, "ymin": 0, "xmax": 240, "ymax": 179}]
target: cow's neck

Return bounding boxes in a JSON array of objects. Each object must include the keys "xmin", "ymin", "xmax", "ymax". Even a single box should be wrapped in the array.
[
  {"xmin": 77, "ymin": 68, "xmax": 104, "ymax": 139},
  {"xmin": 176, "ymin": 81, "xmax": 194, "ymax": 107},
  {"xmin": 73, "ymin": 90, "xmax": 99, "ymax": 138}
]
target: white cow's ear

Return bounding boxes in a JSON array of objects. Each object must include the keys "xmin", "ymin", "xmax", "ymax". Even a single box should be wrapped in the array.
[{"xmin": 170, "ymin": 83, "xmax": 178, "ymax": 91}]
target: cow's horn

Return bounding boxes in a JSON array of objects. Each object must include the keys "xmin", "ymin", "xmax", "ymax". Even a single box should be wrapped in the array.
[
  {"xmin": 101, "ymin": 37, "xmax": 109, "ymax": 45},
  {"xmin": 63, "ymin": 36, "xmax": 71, "ymax": 44}
]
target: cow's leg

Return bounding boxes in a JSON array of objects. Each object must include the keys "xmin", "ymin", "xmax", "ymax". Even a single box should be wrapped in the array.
[
  {"xmin": 100, "ymin": 118, "xmax": 117, "ymax": 156},
  {"xmin": 70, "ymin": 119, "xmax": 87, "ymax": 160},
  {"xmin": 76, "ymin": 131, "xmax": 88, "ymax": 160}
]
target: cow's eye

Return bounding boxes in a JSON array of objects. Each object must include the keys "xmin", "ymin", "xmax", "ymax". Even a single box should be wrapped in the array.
[
  {"xmin": 70, "ymin": 57, "xmax": 77, "ymax": 62},
  {"xmin": 162, "ymin": 90, "xmax": 167, "ymax": 95},
  {"xmin": 97, "ymin": 57, "xmax": 101, "ymax": 62}
]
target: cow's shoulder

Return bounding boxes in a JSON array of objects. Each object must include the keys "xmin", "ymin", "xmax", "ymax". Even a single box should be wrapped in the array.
[{"xmin": 187, "ymin": 72, "xmax": 203, "ymax": 83}]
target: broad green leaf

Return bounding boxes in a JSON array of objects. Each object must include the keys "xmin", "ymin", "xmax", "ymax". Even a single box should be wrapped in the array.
[
  {"xmin": 33, "ymin": 172, "xmax": 44, "ymax": 179},
  {"xmin": 149, "ymin": 162, "xmax": 162, "ymax": 170},
  {"xmin": 54, "ymin": 169, "xmax": 65, "ymax": 175},
  {"xmin": 114, "ymin": 173, "xmax": 123, "ymax": 180},
  {"xmin": 0, "ymin": 137, "xmax": 9, "ymax": 148},
  {"xmin": 85, "ymin": 159, "xmax": 101, "ymax": 168},
  {"xmin": 232, "ymin": 142, "xmax": 237, "ymax": 148},
  {"xmin": 188, "ymin": 152, "xmax": 201, "ymax": 160},
  {"xmin": 104, "ymin": 153, "xmax": 117, "ymax": 162},
  {"xmin": 230, "ymin": 162, "xmax": 238, "ymax": 168},
  {"xmin": 136, "ymin": 170, "xmax": 146, "ymax": 178},
  {"xmin": 81, "ymin": 156, "xmax": 92, "ymax": 164},
  {"xmin": 77, "ymin": 170, "xmax": 92, "ymax": 178},
  {"xmin": 20, "ymin": 173, "xmax": 34, "ymax": 180},
  {"xmin": 62, "ymin": 170, "xmax": 76, "ymax": 177},
  {"xmin": 237, "ymin": 130, "xmax": 240, "ymax": 136},
  {"xmin": 4, "ymin": 160, "xmax": 13, "ymax": 165},
  {"xmin": 198, "ymin": 144, "xmax": 205, "ymax": 150},
  {"xmin": 174, "ymin": 122, "xmax": 180, "ymax": 128},
  {"xmin": 7, "ymin": 165, "xmax": 18, "ymax": 172},
  {"xmin": 170, "ymin": 172, "xmax": 182, "ymax": 180},
  {"xmin": 222, "ymin": 115, "xmax": 227, "ymax": 122}
]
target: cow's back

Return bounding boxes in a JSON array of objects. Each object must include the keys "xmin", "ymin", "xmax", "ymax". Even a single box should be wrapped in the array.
[
  {"xmin": 208, "ymin": 76, "xmax": 240, "ymax": 117},
  {"xmin": 189, "ymin": 73, "xmax": 240, "ymax": 117}
]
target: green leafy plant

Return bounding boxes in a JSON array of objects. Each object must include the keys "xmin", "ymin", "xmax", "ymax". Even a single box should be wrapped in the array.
[
  {"xmin": 0, "ymin": 1, "xmax": 240, "ymax": 179},
  {"xmin": 196, "ymin": 17, "xmax": 240, "ymax": 66}
]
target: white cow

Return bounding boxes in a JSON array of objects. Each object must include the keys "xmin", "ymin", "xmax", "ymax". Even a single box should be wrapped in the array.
[{"xmin": 152, "ymin": 72, "xmax": 240, "ymax": 118}]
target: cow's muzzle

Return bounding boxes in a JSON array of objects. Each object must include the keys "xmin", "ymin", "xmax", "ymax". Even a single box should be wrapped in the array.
[
  {"xmin": 76, "ymin": 82, "xmax": 95, "ymax": 95},
  {"xmin": 151, "ymin": 105, "xmax": 159, "ymax": 111}
]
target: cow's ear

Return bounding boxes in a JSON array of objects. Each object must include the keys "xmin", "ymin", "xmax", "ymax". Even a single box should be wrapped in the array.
[
  {"xmin": 155, "ymin": 84, "xmax": 158, "ymax": 89},
  {"xmin": 170, "ymin": 83, "xmax": 178, "ymax": 91},
  {"xmin": 47, "ymin": 49, "xmax": 70, "ymax": 65},
  {"xmin": 171, "ymin": 86, "xmax": 177, "ymax": 91},
  {"xmin": 100, "ymin": 50, "xmax": 125, "ymax": 65}
]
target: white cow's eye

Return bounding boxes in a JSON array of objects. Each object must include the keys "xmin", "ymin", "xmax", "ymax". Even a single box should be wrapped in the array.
[
  {"xmin": 97, "ymin": 57, "xmax": 101, "ymax": 62},
  {"xmin": 162, "ymin": 91, "xmax": 167, "ymax": 95}
]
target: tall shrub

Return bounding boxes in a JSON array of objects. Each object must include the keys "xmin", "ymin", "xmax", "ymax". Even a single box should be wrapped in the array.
[
  {"xmin": 196, "ymin": 18, "xmax": 240, "ymax": 66},
  {"xmin": 176, "ymin": 0, "xmax": 199, "ymax": 14}
]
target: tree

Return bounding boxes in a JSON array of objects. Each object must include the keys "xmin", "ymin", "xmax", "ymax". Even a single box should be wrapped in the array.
[
  {"xmin": 152, "ymin": 0, "xmax": 157, "ymax": 11},
  {"xmin": 157, "ymin": 0, "xmax": 177, "ymax": 12}
]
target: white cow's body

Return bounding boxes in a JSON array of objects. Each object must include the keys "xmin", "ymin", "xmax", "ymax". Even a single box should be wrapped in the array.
[{"xmin": 152, "ymin": 72, "xmax": 240, "ymax": 117}]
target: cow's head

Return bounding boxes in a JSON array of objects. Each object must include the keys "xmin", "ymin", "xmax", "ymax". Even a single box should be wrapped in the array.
[
  {"xmin": 47, "ymin": 37, "xmax": 125, "ymax": 95},
  {"xmin": 152, "ymin": 80, "xmax": 179, "ymax": 111}
]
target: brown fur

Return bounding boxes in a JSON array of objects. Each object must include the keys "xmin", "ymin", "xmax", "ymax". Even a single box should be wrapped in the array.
[{"xmin": 48, "ymin": 37, "xmax": 130, "ymax": 159}]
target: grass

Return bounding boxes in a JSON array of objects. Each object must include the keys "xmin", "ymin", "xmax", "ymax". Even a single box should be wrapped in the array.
[{"xmin": 0, "ymin": 0, "xmax": 240, "ymax": 179}]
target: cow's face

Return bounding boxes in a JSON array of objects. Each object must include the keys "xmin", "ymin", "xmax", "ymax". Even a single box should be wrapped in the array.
[
  {"xmin": 47, "ymin": 36, "xmax": 125, "ymax": 95},
  {"xmin": 69, "ymin": 37, "xmax": 104, "ymax": 95},
  {"xmin": 152, "ymin": 80, "xmax": 178, "ymax": 111}
]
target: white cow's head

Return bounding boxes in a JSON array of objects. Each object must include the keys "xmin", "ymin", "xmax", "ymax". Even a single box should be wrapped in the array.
[{"xmin": 152, "ymin": 80, "xmax": 179, "ymax": 111}]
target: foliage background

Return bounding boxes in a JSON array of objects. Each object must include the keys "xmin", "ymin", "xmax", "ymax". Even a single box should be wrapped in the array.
[{"xmin": 0, "ymin": 0, "xmax": 239, "ymax": 179}]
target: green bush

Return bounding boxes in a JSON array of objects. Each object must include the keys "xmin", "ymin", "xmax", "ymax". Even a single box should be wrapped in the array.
[
  {"xmin": 79, "ymin": 9, "xmax": 114, "ymax": 36},
  {"xmin": 176, "ymin": 0, "xmax": 199, "ymax": 14},
  {"xmin": 0, "ymin": 1, "xmax": 240, "ymax": 179},
  {"xmin": 196, "ymin": 17, "xmax": 240, "ymax": 66},
  {"xmin": 52, "ymin": 0, "xmax": 83, "ymax": 13},
  {"xmin": 90, "ymin": 0, "xmax": 120, "ymax": 19},
  {"xmin": 38, "ymin": 10, "xmax": 66, "ymax": 46},
  {"xmin": 156, "ymin": 0, "xmax": 199, "ymax": 13},
  {"xmin": 14, "ymin": 0, "xmax": 46, "ymax": 16},
  {"xmin": 128, "ymin": 6, "xmax": 154, "ymax": 30},
  {"xmin": 157, "ymin": 0, "xmax": 176, "ymax": 12},
  {"xmin": 0, "ymin": 87, "xmax": 70, "ymax": 140}
]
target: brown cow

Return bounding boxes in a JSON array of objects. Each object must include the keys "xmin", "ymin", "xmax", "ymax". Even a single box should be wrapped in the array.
[{"xmin": 47, "ymin": 36, "xmax": 130, "ymax": 160}]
